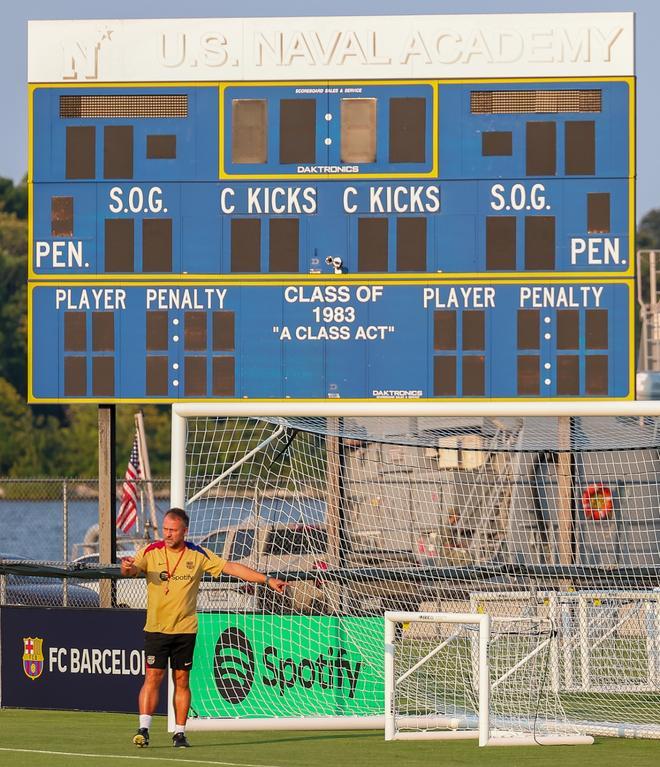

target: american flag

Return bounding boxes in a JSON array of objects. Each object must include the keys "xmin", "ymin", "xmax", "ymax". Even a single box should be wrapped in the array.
[{"xmin": 116, "ymin": 433, "xmax": 141, "ymax": 533}]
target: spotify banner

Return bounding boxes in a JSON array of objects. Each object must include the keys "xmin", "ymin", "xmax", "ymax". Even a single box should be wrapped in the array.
[{"xmin": 192, "ymin": 615, "xmax": 384, "ymax": 716}]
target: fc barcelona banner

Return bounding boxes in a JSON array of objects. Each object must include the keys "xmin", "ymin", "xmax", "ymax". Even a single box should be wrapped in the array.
[{"xmin": 0, "ymin": 607, "xmax": 166, "ymax": 714}]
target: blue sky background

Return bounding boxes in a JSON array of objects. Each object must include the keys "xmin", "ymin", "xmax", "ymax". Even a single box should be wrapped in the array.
[{"xmin": 2, "ymin": 1, "xmax": 656, "ymax": 220}]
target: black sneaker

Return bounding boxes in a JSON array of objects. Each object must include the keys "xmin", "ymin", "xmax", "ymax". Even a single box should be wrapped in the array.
[
  {"xmin": 133, "ymin": 728, "xmax": 149, "ymax": 747},
  {"xmin": 172, "ymin": 732, "xmax": 190, "ymax": 748}
]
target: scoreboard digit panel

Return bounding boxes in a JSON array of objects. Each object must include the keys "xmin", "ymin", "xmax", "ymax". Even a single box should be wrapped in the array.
[
  {"xmin": 439, "ymin": 80, "xmax": 631, "ymax": 180},
  {"xmin": 31, "ymin": 86, "xmax": 219, "ymax": 183},
  {"xmin": 32, "ymin": 79, "xmax": 631, "ymax": 182},
  {"xmin": 29, "ymin": 281, "xmax": 632, "ymax": 402},
  {"xmin": 220, "ymin": 82, "xmax": 437, "ymax": 178},
  {"xmin": 30, "ymin": 178, "xmax": 630, "ymax": 277},
  {"xmin": 30, "ymin": 78, "xmax": 632, "ymax": 280}
]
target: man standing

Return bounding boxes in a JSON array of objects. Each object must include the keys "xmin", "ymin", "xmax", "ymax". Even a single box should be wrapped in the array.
[{"xmin": 121, "ymin": 507, "xmax": 286, "ymax": 748}]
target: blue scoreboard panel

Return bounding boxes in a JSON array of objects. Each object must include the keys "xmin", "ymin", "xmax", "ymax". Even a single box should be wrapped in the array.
[
  {"xmin": 30, "ymin": 281, "xmax": 631, "ymax": 401},
  {"xmin": 28, "ymin": 78, "xmax": 634, "ymax": 402}
]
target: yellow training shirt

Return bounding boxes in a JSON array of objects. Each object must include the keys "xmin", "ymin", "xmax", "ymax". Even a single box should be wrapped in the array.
[{"xmin": 133, "ymin": 540, "xmax": 227, "ymax": 634}]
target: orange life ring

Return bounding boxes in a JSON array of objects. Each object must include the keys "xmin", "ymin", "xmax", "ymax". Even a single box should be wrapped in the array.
[{"xmin": 581, "ymin": 483, "xmax": 614, "ymax": 520}]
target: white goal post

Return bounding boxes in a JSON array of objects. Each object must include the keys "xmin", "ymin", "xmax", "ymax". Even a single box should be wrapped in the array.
[
  {"xmin": 384, "ymin": 612, "xmax": 491, "ymax": 745},
  {"xmin": 384, "ymin": 611, "xmax": 594, "ymax": 747}
]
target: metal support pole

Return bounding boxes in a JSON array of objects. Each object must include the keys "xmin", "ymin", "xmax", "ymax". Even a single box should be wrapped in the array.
[
  {"xmin": 326, "ymin": 419, "xmax": 348, "ymax": 612},
  {"xmin": 98, "ymin": 405, "xmax": 117, "ymax": 608},
  {"xmin": 136, "ymin": 410, "xmax": 159, "ymax": 536},
  {"xmin": 326, "ymin": 418, "xmax": 348, "ymax": 569},
  {"xmin": 557, "ymin": 417, "xmax": 574, "ymax": 567},
  {"xmin": 63, "ymin": 479, "xmax": 68, "ymax": 607},
  {"xmin": 327, "ymin": 426, "xmax": 341, "ymax": 569}
]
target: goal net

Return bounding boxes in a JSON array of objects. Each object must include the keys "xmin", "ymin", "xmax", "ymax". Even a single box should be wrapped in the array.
[{"xmin": 171, "ymin": 408, "xmax": 660, "ymax": 738}]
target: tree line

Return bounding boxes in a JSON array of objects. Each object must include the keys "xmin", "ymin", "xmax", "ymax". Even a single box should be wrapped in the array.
[{"xmin": 0, "ymin": 177, "xmax": 172, "ymax": 477}]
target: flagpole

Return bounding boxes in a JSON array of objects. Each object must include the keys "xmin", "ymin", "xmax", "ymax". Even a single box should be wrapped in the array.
[{"xmin": 135, "ymin": 410, "xmax": 159, "ymax": 538}]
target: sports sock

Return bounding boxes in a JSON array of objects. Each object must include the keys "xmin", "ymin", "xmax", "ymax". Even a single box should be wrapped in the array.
[
  {"xmin": 174, "ymin": 724, "xmax": 186, "ymax": 735},
  {"xmin": 139, "ymin": 715, "xmax": 152, "ymax": 730}
]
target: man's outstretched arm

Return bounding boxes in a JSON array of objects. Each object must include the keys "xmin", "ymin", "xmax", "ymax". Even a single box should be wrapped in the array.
[{"xmin": 222, "ymin": 561, "xmax": 287, "ymax": 594}]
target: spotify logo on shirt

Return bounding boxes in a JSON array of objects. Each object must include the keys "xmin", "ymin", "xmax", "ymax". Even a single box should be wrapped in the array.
[{"xmin": 214, "ymin": 628, "xmax": 256, "ymax": 704}]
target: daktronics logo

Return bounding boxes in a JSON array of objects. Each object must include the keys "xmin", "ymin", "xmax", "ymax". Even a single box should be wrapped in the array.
[
  {"xmin": 214, "ymin": 627, "xmax": 362, "ymax": 704},
  {"xmin": 214, "ymin": 628, "xmax": 256, "ymax": 704}
]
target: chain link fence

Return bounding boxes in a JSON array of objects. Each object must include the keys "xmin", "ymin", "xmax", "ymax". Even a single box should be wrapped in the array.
[{"xmin": 0, "ymin": 478, "xmax": 170, "ymax": 608}]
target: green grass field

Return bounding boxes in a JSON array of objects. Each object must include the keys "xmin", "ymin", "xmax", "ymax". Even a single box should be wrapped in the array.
[{"xmin": 0, "ymin": 710, "xmax": 659, "ymax": 767}]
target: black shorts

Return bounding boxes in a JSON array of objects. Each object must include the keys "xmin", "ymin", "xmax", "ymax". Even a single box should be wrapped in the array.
[{"xmin": 144, "ymin": 632, "xmax": 197, "ymax": 671}]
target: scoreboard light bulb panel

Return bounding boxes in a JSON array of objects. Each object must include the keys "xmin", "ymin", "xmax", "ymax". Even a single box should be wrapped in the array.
[
  {"xmin": 29, "ymin": 281, "xmax": 632, "ymax": 402},
  {"xmin": 31, "ymin": 178, "xmax": 631, "ymax": 278},
  {"xmin": 30, "ymin": 79, "xmax": 633, "ymax": 280}
]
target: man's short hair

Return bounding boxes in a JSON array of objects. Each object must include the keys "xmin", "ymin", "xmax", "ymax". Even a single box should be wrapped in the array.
[{"xmin": 164, "ymin": 508, "xmax": 190, "ymax": 528}]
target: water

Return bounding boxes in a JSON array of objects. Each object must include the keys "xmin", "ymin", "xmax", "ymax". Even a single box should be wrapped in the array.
[
  {"xmin": 0, "ymin": 500, "xmax": 171, "ymax": 561},
  {"xmin": 0, "ymin": 496, "xmax": 327, "ymax": 561},
  {"xmin": 0, "ymin": 500, "xmax": 101, "ymax": 560}
]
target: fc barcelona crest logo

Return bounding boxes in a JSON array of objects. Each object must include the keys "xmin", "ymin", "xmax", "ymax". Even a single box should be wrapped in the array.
[{"xmin": 22, "ymin": 637, "xmax": 44, "ymax": 680}]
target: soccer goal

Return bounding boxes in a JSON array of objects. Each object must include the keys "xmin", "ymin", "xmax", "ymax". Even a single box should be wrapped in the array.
[
  {"xmin": 170, "ymin": 403, "xmax": 660, "ymax": 737},
  {"xmin": 384, "ymin": 611, "xmax": 593, "ymax": 746}
]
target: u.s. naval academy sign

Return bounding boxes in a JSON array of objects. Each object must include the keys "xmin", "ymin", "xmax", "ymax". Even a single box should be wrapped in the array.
[{"xmin": 28, "ymin": 13, "xmax": 633, "ymax": 82}]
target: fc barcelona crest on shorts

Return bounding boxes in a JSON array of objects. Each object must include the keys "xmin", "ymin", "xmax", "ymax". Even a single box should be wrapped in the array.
[{"xmin": 22, "ymin": 636, "xmax": 44, "ymax": 680}]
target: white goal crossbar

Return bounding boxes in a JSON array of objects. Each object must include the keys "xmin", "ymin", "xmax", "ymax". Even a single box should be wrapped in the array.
[
  {"xmin": 173, "ymin": 402, "xmax": 660, "ymax": 420},
  {"xmin": 170, "ymin": 399, "xmax": 660, "ymax": 508}
]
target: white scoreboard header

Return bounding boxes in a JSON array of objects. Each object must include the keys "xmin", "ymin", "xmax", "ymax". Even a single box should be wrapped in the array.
[{"xmin": 28, "ymin": 12, "xmax": 634, "ymax": 83}]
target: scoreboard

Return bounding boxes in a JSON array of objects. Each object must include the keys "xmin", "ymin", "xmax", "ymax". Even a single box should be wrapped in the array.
[{"xmin": 27, "ymin": 13, "xmax": 635, "ymax": 403}]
